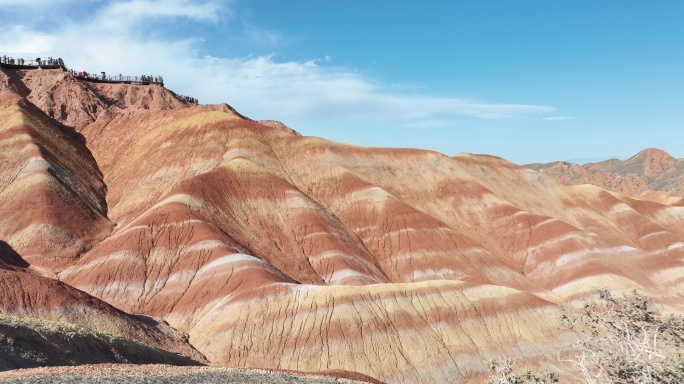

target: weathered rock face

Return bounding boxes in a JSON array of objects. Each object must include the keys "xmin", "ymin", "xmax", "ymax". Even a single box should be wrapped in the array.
[
  {"xmin": 526, "ymin": 148, "xmax": 684, "ymax": 204},
  {"xmin": 0, "ymin": 92, "xmax": 111, "ymax": 272},
  {"xmin": 0, "ymin": 68, "xmax": 192, "ymax": 129},
  {"xmin": 1, "ymin": 66, "xmax": 684, "ymax": 383}
]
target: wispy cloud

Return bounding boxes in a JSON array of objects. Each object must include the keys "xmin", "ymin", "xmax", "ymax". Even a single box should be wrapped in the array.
[
  {"xmin": 0, "ymin": 0, "xmax": 78, "ymax": 5},
  {"xmin": 105, "ymin": 0, "xmax": 223, "ymax": 23},
  {"xmin": 179, "ymin": 55, "xmax": 554, "ymax": 122},
  {"xmin": 543, "ymin": 116, "xmax": 573, "ymax": 121},
  {"xmin": 399, "ymin": 119, "xmax": 457, "ymax": 129},
  {"xmin": 0, "ymin": 0, "xmax": 557, "ymax": 125},
  {"xmin": 241, "ymin": 23, "xmax": 286, "ymax": 47}
]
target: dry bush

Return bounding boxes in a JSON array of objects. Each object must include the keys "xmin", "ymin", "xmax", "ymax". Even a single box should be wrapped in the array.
[
  {"xmin": 560, "ymin": 289, "xmax": 684, "ymax": 383},
  {"xmin": 486, "ymin": 358, "xmax": 558, "ymax": 384},
  {"xmin": 487, "ymin": 289, "xmax": 684, "ymax": 383}
]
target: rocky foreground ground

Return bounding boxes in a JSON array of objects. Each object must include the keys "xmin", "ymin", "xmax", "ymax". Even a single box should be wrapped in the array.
[{"xmin": 0, "ymin": 364, "xmax": 383, "ymax": 384}]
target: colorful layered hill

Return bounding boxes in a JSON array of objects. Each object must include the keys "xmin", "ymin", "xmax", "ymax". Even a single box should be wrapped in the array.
[{"xmin": 1, "ymin": 66, "xmax": 683, "ymax": 383}]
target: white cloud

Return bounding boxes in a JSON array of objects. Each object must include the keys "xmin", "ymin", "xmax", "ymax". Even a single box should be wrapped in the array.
[
  {"xmin": 104, "ymin": 0, "xmax": 222, "ymax": 23},
  {"xmin": 399, "ymin": 119, "xmax": 456, "ymax": 129},
  {"xmin": 543, "ymin": 116, "xmax": 574, "ymax": 121},
  {"xmin": 173, "ymin": 55, "xmax": 554, "ymax": 122},
  {"xmin": 241, "ymin": 23, "xmax": 285, "ymax": 47},
  {"xmin": 0, "ymin": 0, "xmax": 557, "ymax": 125},
  {"xmin": 0, "ymin": 0, "xmax": 77, "ymax": 5},
  {"xmin": 0, "ymin": 26, "xmax": 56, "ymax": 53}
]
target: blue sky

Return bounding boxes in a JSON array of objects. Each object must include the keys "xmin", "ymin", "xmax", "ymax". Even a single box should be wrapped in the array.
[{"xmin": 1, "ymin": 0, "xmax": 682, "ymax": 164}]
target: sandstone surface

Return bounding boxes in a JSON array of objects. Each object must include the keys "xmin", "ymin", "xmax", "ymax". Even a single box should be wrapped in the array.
[{"xmin": 1, "ymin": 66, "xmax": 684, "ymax": 383}]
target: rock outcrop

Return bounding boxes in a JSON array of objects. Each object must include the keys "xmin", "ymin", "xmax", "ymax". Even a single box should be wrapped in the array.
[{"xmin": 1, "ymin": 66, "xmax": 684, "ymax": 383}]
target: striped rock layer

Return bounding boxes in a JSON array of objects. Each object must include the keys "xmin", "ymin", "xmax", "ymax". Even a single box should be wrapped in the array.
[{"xmin": 1, "ymin": 67, "xmax": 684, "ymax": 383}]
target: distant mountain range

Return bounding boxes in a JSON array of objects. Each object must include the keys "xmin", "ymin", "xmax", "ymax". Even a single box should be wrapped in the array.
[
  {"xmin": 526, "ymin": 148, "xmax": 684, "ymax": 204},
  {"xmin": 563, "ymin": 156, "xmax": 625, "ymax": 164}
]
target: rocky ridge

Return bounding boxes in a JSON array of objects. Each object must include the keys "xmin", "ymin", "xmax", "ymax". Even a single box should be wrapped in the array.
[{"xmin": 0, "ymin": 66, "xmax": 683, "ymax": 383}]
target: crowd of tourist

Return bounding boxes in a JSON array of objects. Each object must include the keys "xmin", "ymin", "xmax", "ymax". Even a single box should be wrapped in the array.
[
  {"xmin": 2, "ymin": 54, "xmax": 199, "ymax": 104},
  {"xmin": 67, "ymin": 69, "xmax": 164, "ymax": 85},
  {"xmin": 178, "ymin": 95, "xmax": 199, "ymax": 104},
  {"xmin": 1, "ymin": 56, "xmax": 64, "ymax": 67}
]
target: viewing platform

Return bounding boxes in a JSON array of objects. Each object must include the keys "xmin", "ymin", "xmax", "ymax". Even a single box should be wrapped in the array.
[
  {"xmin": 71, "ymin": 71, "xmax": 164, "ymax": 86},
  {"xmin": 0, "ymin": 56, "xmax": 64, "ymax": 70},
  {"xmin": 1, "ymin": 55, "xmax": 163, "ymax": 86},
  {"xmin": 1, "ymin": 54, "xmax": 197, "ymax": 102}
]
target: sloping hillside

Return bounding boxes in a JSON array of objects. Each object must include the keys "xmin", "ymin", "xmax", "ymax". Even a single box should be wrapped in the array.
[{"xmin": 1, "ymin": 66, "xmax": 684, "ymax": 383}]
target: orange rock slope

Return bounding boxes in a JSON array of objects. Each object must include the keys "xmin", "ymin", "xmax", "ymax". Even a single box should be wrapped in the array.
[{"xmin": 1, "ymin": 66, "xmax": 684, "ymax": 383}]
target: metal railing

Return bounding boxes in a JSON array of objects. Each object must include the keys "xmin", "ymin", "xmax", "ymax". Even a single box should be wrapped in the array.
[
  {"xmin": 69, "ymin": 70, "xmax": 164, "ymax": 86},
  {"xmin": 0, "ymin": 55, "xmax": 64, "ymax": 68},
  {"xmin": 1, "ymin": 54, "xmax": 198, "ymax": 103}
]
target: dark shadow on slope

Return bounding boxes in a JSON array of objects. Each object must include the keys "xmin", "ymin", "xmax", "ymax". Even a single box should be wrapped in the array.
[
  {"xmin": 0, "ymin": 319, "xmax": 203, "ymax": 371},
  {"xmin": 80, "ymin": 80, "xmax": 119, "ymax": 109},
  {"xmin": 0, "ymin": 67, "xmax": 32, "ymax": 98},
  {"xmin": 0, "ymin": 241, "xmax": 29, "ymax": 269},
  {"xmin": 131, "ymin": 314, "xmax": 164, "ymax": 326},
  {"xmin": 55, "ymin": 120, "xmax": 87, "ymax": 146}
]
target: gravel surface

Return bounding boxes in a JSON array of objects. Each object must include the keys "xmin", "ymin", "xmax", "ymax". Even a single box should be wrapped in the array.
[{"xmin": 0, "ymin": 364, "xmax": 383, "ymax": 384}]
